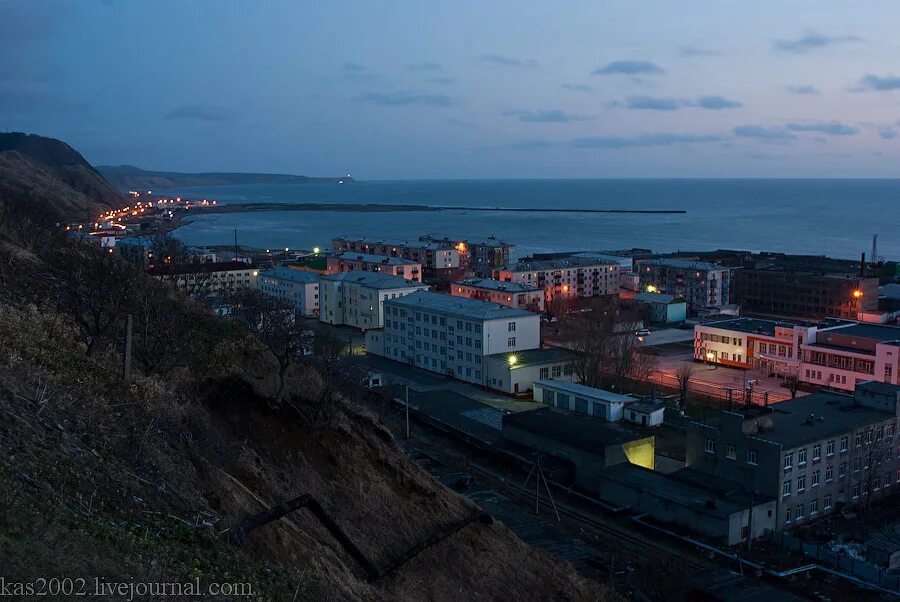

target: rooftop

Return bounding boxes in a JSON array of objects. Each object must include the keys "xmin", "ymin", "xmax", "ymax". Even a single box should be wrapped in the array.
[
  {"xmin": 148, "ymin": 260, "xmax": 255, "ymax": 275},
  {"xmin": 533, "ymin": 379, "xmax": 635, "ymax": 404},
  {"xmin": 880, "ymin": 283, "xmax": 900, "ymax": 300},
  {"xmin": 600, "ymin": 464, "xmax": 768, "ymax": 518},
  {"xmin": 633, "ymin": 292, "xmax": 681, "ymax": 304},
  {"xmin": 454, "ymin": 277, "xmax": 541, "ymax": 293},
  {"xmin": 502, "ymin": 407, "xmax": 647, "ymax": 452},
  {"xmin": 640, "ymin": 258, "xmax": 725, "ymax": 271},
  {"xmin": 698, "ymin": 317, "xmax": 791, "ymax": 336},
  {"xmin": 260, "ymin": 267, "xmax": 320, "ymax": 284},
  {"xmin": 503, "ymin": 256, "xmax": 618, "ymax": 272},
  {"xmin": 334, "ymin": 252, "xmax": 419, "ymax": 266},
  {"xmin": 487, "ymin": 348, "xmax": 578, "ymax": 368},
  {"xmin": 333, "ymin": 235, "xmax": 456, "ymax": 252},
  {"xmin": 421, "ymin": 235, "xmax": 513, "ymax": 248},
  {"xmin": 817, "ymin": 321, "xmax": 900, "ymax": 342},
  {"xmin": 386, "ymin": 290, "xmax": 536, "ymax": 321},
  {"xmin": 321, "ymin": 271, "xmax": 426, "ymax": 290}
]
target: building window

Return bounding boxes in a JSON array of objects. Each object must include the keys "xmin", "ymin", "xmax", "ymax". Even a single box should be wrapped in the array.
[
  {"xmin": 726, "ymin": 445, "xmax": 736, "ymax": 460},
  {"xmin": 798, "ymin": 448, "xmax": 807, "ymax": 465},
  {"xmin": 704, "ymin": 438, "xmax": 716, "ymax": 454},
  {"xmin": 811, "ymin": 471, "xmax": 820, "ymax": 487},
  {"xmin": 839, "ymin": 462, "xmax": 847, "ymax": 478},
  {"xmin": 508, "ymin": 322, "xmax": 516, "ymax": 332},
  {"xmin": 782, "ymin": 480, "xmax": 792, "ymax": 497},
  {"xmin": 785, "ymin": 507, "xmax": 792, "ymax": 524},
  {"xmin": 507, "ymin": 337, "xmax": 516, "ymax": 347},
  {"xmin": 747, "ymin": 449, "xmax": 759, "ymax": 465},
  {"xmin": 540, "ymin": 367, "xmax": 549, "ymax": 379},
  {"xmin": 852, "ymin": 484, "xmax": 861, "ymax": 499},
  {"xmin": 855, "ymin": 432, "xmax": 862, "ymax": 447},
  {"xmin": 840, "ymin": 436, "xmax": 848, "ymax": 453},
  {"xmin": 825, "ymin": 465, "xmax": 834, "ymax": 482},
  {"xmin": 784, "ymin": 453, "xmax": 793, "ymax": 470},
  {"xmin": 826, "ymin": 440, "xmax": 835, "ymax": 457},
  {"xmin": 812, "ymin": 444, "xmax": 821, "ymax": 462},
  {"xmin": 797, "ymin": 475, "xmax": 806, "ymax": 492},
  {"xmin": 551, "ymin": 365, "xmax": 562, "ymax": 378},
  {"xmin": 824, "ymin": 495, "xmax": 832, "ymax": 511},
  {"xmin": 796, "ymin": 503, "xmax": 805, "ymax": 521}
]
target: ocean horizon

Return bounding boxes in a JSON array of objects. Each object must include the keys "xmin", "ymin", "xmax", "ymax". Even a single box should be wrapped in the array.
[{"xmin": 166, "ymin": 178, "xmax": 900, "ymax": 261}]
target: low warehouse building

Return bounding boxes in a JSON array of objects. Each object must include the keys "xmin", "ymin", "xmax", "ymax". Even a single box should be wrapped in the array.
[
  {"xmin": 502, "ymin": 408, "xmax": 655, "ymax": 494},
  {"xmin": 534, "ymin": 380, "xmax": 666, "ymax": 427},
  {"xmin": 598, "ymin": 464, "xmax": 777, "ymax": 546},
  {"xmin": 483, "ymin": 348, "xmax": 577, "ymax": 395}
]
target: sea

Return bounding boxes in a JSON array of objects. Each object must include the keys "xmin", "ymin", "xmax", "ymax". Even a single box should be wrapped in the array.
[{"xmin": 166, "ymin": 179, "xmax": 900, "ymax": 261}]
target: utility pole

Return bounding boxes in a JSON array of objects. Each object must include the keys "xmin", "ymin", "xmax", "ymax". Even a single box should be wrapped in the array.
[{"xmin": 123, "ymin": 313, "xmax": 133, "ymax": 381}]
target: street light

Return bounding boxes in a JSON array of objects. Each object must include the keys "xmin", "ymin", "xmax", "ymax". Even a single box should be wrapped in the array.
[
  {"xmin": 508, "ymin": 354, "xmax": 518, "ymax": 367},
  {"xmin": 313, "ymin": 246, "xmax": 320, "ymax": 254},
  {"xmin": 852, "ymin": 289, "xmax": 864, "ymax": 299}
]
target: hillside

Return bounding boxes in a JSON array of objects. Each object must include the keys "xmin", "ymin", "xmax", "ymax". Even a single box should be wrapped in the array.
[
  {"xmin": 0, "ymin": 132, "xmax": 125, "ymax": 220},
  {"xmin": 98, "ymin": 164, "xmax": 352, "ymax": 190},
  {"xmin": 0, "ymin": 170, "xmax": 611, "ymax": 599}
]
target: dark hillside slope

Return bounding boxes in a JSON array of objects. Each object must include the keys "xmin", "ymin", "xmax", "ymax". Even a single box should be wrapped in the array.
[{"xmin": 0, "ymin": 132, "xmax": 124, "ymax": 220}]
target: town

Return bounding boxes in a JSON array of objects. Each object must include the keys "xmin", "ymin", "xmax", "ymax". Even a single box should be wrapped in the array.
[{"xmin": 66, "ymin": 193, "xmax": 900, "ymax": 599}]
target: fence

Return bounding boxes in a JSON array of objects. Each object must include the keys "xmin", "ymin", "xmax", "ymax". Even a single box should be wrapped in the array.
[
  {"xmin": 770, "ymin": 531, "xmax": 900, "ymax": 593},
  {"xmin": 647, "ymin": 371, "xmax": 794, "ymax": 407}
]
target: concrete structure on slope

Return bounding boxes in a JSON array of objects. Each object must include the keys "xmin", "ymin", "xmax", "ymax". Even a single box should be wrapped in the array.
[
  {"xmin": 493, "ymin": 256, "xmax": 619, "ymax": 304},
  {"xmin": 318, "ymin": 271, "xmax": 427, "ymax": 330},
  {"xmin": 633, "ymin": 292, "xmax": 687, "ymax": 324},
  {"xmin": 686, "ymin": 381, "xmax": 900, "ymax": 531},
  {"xmin": 483, "ymin": 348, "xmax": 577, "ymax": 395},
  {"xmin": 451, "ymin": 278, "xmax": 545, "ymax": 313},
  {"xmin": 327, "ymin": 252, "xmax": 422, "ymax": 282},
  {"xmin": 258, "ymin": 267, "xmax": 320, "ymax": 317},
  {"xmin": 331, "ymin": 236, "xmax": 459, "ymax": 279},
  {"xmin": 634, "ymin": 258, "xmax": 731, "ymax": 316},
  {"xmin": 380, "ymin": 291, "xmax": 541, "ymax": 387}
]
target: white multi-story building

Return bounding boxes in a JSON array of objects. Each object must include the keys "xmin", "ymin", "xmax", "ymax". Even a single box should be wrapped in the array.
[
  {"xmin": 319, "ymin": 271, "xmax": 428, "ymax": 330},
  {"xmin": 450, "ymin": 278, "xmax": 545, "ymax": 313},
  {"xmin": 327, "ymin": 252, "xmax": 422, "ymax": 282},
  {"xmin": 258, "ymin": 267, "xmax": 320, "ymax": 317},
  {"xmin": 493, "ymin": 257, "xmax": 619, "ymax": 303},
  {"xmin": 381, "ymin": 291, "xmax": 540, "ymax": 386},
  {"xmin": 150, "ymin": 261, "xmax": 258, "ymax": 297}
]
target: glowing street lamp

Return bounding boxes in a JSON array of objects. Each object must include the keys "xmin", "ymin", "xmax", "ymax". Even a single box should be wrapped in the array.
[
  {"xmin": 646, "ymin": 285, "xmax": 658, "ymax": 293},
  {"xmin": 313, "ymin": 246, "xmax": 320, "ymax": 254},
  {"xmin": 508, "ymin": 354, "xmax": 518, "ymax": 367},
  {"xmin": 852, "ymin": 289, "xmax": 864, "ymax": 299}
]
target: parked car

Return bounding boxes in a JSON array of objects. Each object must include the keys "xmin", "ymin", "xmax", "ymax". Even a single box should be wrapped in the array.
[{"xmin": 635, "ymin": 328, "xmax": 651, "ymax": 337}]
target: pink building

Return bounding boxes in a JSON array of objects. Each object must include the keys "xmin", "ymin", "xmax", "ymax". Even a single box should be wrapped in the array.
[
  {"xmin": 327, "ymin": 252, "xmax": 422, "ymax": 282},
  {"xmin": 450, "ymin": 277, "xmax": 545, "ymax": 313}
]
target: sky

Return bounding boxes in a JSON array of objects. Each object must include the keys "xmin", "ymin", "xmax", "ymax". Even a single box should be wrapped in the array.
[{"xmin": 4, "ymin": 0, "xmax": 900, "ymax": 179}]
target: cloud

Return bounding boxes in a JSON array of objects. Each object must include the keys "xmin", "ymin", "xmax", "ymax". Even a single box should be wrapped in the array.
[
  {"xmin": 592, "ymin": 60, "xmax": 665, "ymax": 75},
  {"xmin": 688, "ymin": 96, "xmax": 743, "ymax": 109},
  {"xmin": 427, "ymin": 77, "xmax": 455, "ymax": 85},
  {"xmin": 511, "ymin": 139, "xmax": 554, "ymax": 150},
  {"xmin": 562, "ymin": 83, "xmax": 593, "ymax": 92},
  {"xmin": 785, "ymin": 85, "xmax": 820, "ymax": 95},
  {"xmin": 857, "ymin": 74, "xmax": 900, "ymax": 91},
  {"xmin": 342, "ymin": 61, "xmax": 367, "ymax": 72},
  {"xmin": 617, "ymin": 96, "xmax": 680, "ymax": 111},
  {"xmin": 503, "ymin": 109, "xmax": 589, "ymax": 123},
  {"xmin": 355, "ymin": 91, "xmax": 460, "ymax": 107},
  {"xmin": 407, "ymin": 62, "xmax": 442, "ymax": 71},
  {"xmin": 479, "ymin": 54, "xmax": 537, "ymax": 68},
  {"xmin": 879, "ymin": 127, "xmax": 897, "ymax": 140},
  {"xmin": 732, "ymin": 125, "xmax": 796, "ymax": 141},
  {"xmin": 774, "ymin": 32, "xmax": 861, "ymax": 54},
  {"xmin": 613, "ymin": 95, "xmax": 742, "ymax": 111},
  {"xmin": 164, "ymin": 104, "xmax": 236, "ymax": 122},
  {"xmin": 786, "ymin": 122, "xmax": 859, "ymax": 135},
  {"xmin": 679, "ymin": 45, "xmax": 721, "ymax": 57},
  {"xmin": 572, "ymin": 132, "xmax": 722, "ymax": 149}
]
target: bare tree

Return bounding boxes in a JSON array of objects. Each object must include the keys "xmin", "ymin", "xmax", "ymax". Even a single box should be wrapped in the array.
[
  {"xmin": 227, "ymin": 290, "xmax": 315, "ymax": 405},
  {"xmin": 675, "ymin": 362, "xmax": 695, "ymax": 409},
  {"xmin": 629, "ymin": 349, "xmax": 660, "ymax": 395},
  {"xmin": 785, "ymin": 374, "xmax": 800, "ymax": 399}
]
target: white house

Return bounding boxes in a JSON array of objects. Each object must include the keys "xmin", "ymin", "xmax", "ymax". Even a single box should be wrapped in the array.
[
  {"xmin": 483, "ymin": 348, "xmax": 577, "ymax": 395},
  {"xmin": 258, "ymin": 267, "xmax": 320, "ymax": 317},
  {"xmin": 319, "ymin": 272, "xmax": 428, "ymax": 330},
  {"xmin": 381, "ymin": 291, "xmax": 541, "ymax": 386}
]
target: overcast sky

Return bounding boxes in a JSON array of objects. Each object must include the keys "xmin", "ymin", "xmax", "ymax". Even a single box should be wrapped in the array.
[{"xmin": 4, "ymin": 0, "xmax": 900, "ymax": 178}]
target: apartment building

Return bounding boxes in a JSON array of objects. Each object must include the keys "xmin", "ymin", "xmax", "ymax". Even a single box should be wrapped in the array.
[
  {"xmin": 327, "ymin": 252, "xmax": 422, "ymax": 282},
  {"xmin": 380, "ymin": 291, "xmax": 540, "ymax": 386},
  {"xmin": 450, "ymin": 278, "xmax": 545, "ymax": 312},
  {"xmin": 694, "ymin": 317, "xmax": 804, "ymax": 375},
  {"xmin": 318, "ymin": 271, "xmax": 428, "ymax": 330},
  {"xmin": 733, "ymin": 269, "xmax": 878, "ymax": 320},
  {"xmin": 419, "ymin": 235, "xmax": 515, "ymax": 277},
  {"xmin": 686, "ymin": 382, "xmax": 900, "ymax": 531},
  {"xmin": 149, "ymin": 261, "xmax": 258, "ymax": 297},
  {"xmin": 331, "ymin": 236, "xmax": 459, "ymax": 278},
  {"xmin": 258, "ymin": 267, "xmax": 320, "ymax": 317},
  {"xmin": 634, "ymin": 258, "xmax": 731, "ymax": 315},
  {"xmin": 493, "ymin": 257, "xmax": 619, "ymax": 303}
]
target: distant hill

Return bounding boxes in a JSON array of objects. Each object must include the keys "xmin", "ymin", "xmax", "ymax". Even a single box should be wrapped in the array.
[
  {"xmin": 97, "ymin": 165, "xmax": 353, "ymax": 190},
  {"xmin": 0, "ymin": 132, "xmax": 125, "ymax": 220}
]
